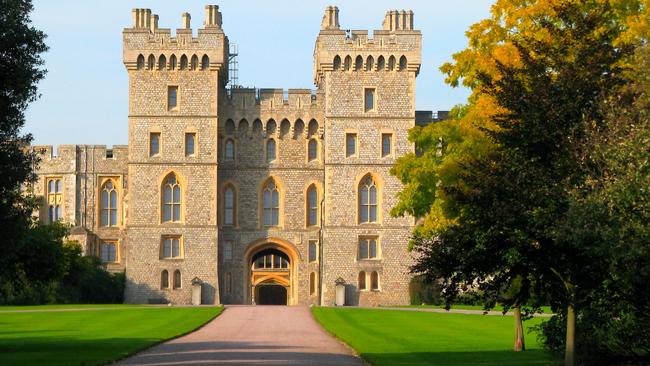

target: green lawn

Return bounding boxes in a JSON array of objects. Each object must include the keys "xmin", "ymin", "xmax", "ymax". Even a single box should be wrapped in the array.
[
  {"xmin": 0, "ymin": 305, "xmax": 222, "ymax": 366},
  {"xmin": 312, "ymin": 307, "xmax": 559, "ymax": 366},
  {"xmin": 0, "ymin": 304, "xmax": 145, "ymax": 311},
  {"xmin": 399, "ymin": 304, "xmax": 554, "ymax": 314}
]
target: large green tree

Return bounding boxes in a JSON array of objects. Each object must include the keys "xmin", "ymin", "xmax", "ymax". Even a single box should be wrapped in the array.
[
  {"xmin": 392, "ymin": 1, "xmax": 648, "ymax": 365},
  {"xmin": 0, "ymin": 0, "xmax": 48, "ymax": 283}
]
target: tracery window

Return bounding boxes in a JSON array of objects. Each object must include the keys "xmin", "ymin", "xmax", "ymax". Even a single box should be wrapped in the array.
[
  {"xmin": 252, "ymin": 249, "xmax": 289, "ymax": 270},
  {"xmin": 162, "ymin": 173, "xmax": 181, "ymax": 222},
  {"xmin": 262, "ymin": 179, "xmax": 280, "ymax": 226},
  {"xmin": 100, "ymin": 179, "xmax": 118, "ymax": 227},
  {"xmin": 47, "ymin": 178, "xmax": 63, "ymax": 222},
  {"xmin": 359, "ymin": 175, "xmax": 378, "ymax": 223}
]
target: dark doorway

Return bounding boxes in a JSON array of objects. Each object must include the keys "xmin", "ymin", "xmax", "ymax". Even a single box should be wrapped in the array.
[{"xmin": 257, "ymin": 285, "xmax": 287, "ymax": 305}]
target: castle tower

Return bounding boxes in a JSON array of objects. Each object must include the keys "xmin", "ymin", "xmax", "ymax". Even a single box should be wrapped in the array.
[
  {"xmin": 122, "ymin": 6, "xmax": 228, "ymax": 304},
  {"xmin": 313, "ymin": 7, "xmax": 420, "ymax": 305}
]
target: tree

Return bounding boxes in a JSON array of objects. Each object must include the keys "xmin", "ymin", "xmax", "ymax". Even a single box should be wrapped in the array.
[
  {"xmin": 392, "ymin": 1, "xmax": 647, "ymax": 365},
  {"xmin": 0, "ymin": 0, "xmax": 48, "ymax": 283}
]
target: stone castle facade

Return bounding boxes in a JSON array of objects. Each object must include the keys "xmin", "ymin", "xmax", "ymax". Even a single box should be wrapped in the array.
[{"xmin": 32, "ymin": 5, "xmax": 424, "ymax": 306}]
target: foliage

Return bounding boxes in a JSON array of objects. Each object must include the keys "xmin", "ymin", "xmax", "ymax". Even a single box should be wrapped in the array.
[
  {"xmin": 312, "ymin": 307, "xmax": 554, "ymax": 366},
  {"xmin": 0, "ymin": 306, "xmax": 222, "ymax": 366},
  {"xmin": 408, "ymin": 275, "xmax": 442, "ymax": 305}
]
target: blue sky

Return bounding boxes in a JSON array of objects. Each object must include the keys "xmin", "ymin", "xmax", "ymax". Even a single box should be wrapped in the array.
[{"xmin": 25, "ymin": 1, "xmax": 493, "ymax": 146}]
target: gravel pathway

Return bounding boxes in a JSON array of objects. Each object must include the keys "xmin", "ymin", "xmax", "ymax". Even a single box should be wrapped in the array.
[{"xmin": 115, "ymin": 305, "xmax": 364, "ymax": 366}]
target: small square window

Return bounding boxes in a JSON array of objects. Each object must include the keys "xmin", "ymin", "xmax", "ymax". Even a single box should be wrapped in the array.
[
  {"xmin": 346, "ymin": 133, "xmax": 357, "ymax": 157},
  {"xmin": 150, "ymin": 133, "xmax": 160, "ymax": 157},
  {"xmin": 364, "ymin": 88, "xmax": 375, "ymax": 112},
  {"xmin": 381, "ymin": 133, "xmax": 392, "ymax": 157},
  {"xmin": 185, "ymin": 133, "xmax": 196, "ymax": 157},
  {"xmin": 161, "ymin": 236, "xmax": 182, "ymax": 259},
  {"xmin": 168, "ymin": 86, "xmax": 178, "ymax": 110},
  {"xmin": 359, "ymin": 237, "xmax": 378, "ymax": 260}
]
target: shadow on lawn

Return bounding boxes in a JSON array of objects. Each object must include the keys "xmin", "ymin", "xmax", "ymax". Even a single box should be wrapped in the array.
[{"xmin": 360, "ymin": 350, "xmax": 560, "ymax": 366}]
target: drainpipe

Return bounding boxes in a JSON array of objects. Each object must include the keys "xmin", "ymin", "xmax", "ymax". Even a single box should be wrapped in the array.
[{"xmin": 318, "ymin": 129, "xmax": 325, "ymax": 306}]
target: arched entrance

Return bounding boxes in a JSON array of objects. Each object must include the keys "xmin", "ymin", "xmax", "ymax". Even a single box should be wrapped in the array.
[{"xmin": 244, "ymin": 239, "xmax": 299, "ymax": 305}]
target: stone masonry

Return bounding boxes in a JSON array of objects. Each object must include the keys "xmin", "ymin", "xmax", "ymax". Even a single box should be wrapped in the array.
[{"xmin": 32, "ymin": 5, "xmax": 422, "ymax": 306}]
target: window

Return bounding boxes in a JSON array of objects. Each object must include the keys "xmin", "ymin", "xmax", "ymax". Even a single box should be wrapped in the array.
[
  {"xmin": 308, "ymin": 139, "xmax": 318, "ymax": 161},
  {"xmin": 262, "ymin": 179, "xmax": 280, "ymax": 226},
  {"xmin": 162, "ymin": 173, "xmax": 181, "ymax": 222},
  {"xmin": 47, "ymin": 178, "xmax": 63, "ymax": 222},
  {"xmin": 147, "ymin": 54, "xmax": 155, "ymax": 70},
  {"xmin": 359, "ymin": 175, "xmax": 378, "ymax": 223},
  {"xmin": 358, "ymin": 271, "xmax": 366, "ymax": 290},
  {"xmin": 346, "ymin": 133, "xmax": 357, "ymax": 157},
  {"xmin": 252, "ymin": 249, "xmax": 289, "ymax": 270},
  {"xmin": 161, "ymin": 236, "xmax": 182, "ymax": 259},
  {"xmin": 224, "ymin": 186, "xmax": 235, "ymax": 226},
  {"xmin": 137, "ymin": 54, "xmax": 145, "ymax": 70},
  {"xmin": 310, "ymin": 272, "xmax": 316, "ymax": 295},
  {"xmin": 224, "ymin": 240, "xmax": 233, "ymax": 261},
  {"xmin": 225, "ymin": 272, "xmax": 232, "ymax": 294},
  {"xmin": 266, "ymin": 139, "xmax": 276, "ymax": 162},
  {"xmin": 307, "ymin": 185, "xmax": 318, "ymax": 226},
  {"xmin": 224, "ymin": 139, "xmax": 235, "ymax": 160},
  {"xmin": 309, "ymin": 240, "xmax": 318, "ymax": 262},
  {"xmin": 371, "ymin": 271, "xmax": 379, "ymax": 290},
  {"xmin": 150, "ymin": 133, "xmax": 160, "ymax": 157},
  {"xmin": 185, "ymin": 133, "xmax": 195, "ymax": 156},
  {"xmin": 381, "ymin": 133, "xmax": 392, "ymax": 157},
  {"xmin": 364, "ymin": 88, "xmax": 375, "ymax": 112},
  {"xmin": 161, "ymin": 270, "xmax": 169, "ymax": 289},
  {"xmin": 100, "ymin": 240, "xmax": 117, "ymax": 263},
  {"xmin": 201, "ymin": 55, "xmax": 210, "ymax": 70},
  {"xmin": 168, "ymin": 86, "xmax": 178, "ymax": 110},
  {"xmin": 359, "ymin": 237, "xmax": 378, "ymax": 259},
  {"xmin": 173, "ymin": 270, "xmax": 182, "ymax": 289},
  {"xmin": 100, "ymin": 179, "xmax": 118, "ymax": 226}
]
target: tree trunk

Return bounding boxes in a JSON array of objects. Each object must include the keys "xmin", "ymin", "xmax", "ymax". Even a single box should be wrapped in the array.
[
  {"xmin": 513, "ymin": 306, "xmax": 526, "ymax": 352},
  {"xmin": 565, "ymin": 304, "xmax": 576, "ymax": 366}
]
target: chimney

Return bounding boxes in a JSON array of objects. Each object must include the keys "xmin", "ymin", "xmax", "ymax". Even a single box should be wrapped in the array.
[
  {"xmin": 150, "ymin": 14, "xmax": 159, "ymax": 32},
  {"xmin": 132, "ymin": 8, "xmax": 152, "ymax": 30},
  {"xmin": 320, "ymin": 6, "xmax": 340, "ymax": 30},
  {"xmin": 204, "ymin": 5, "xmax": 222, "ymax": 29},
  {"xmin": 181, "ymin": 12, "xmax": 191, "ymax": 29}
]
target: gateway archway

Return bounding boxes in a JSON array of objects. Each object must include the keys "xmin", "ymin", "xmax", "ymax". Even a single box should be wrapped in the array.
[{"xmin": 244, "ymin": 239, "xmax": 299, "ymax": 305}]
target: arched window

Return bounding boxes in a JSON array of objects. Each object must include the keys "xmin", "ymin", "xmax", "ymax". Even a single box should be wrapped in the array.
[
  {"xmin": 169, "ymin": 54, "xmax": 177, "ymax": 70},
  {"xmin": 377, "ymin": 55, "xmax": 385, "ymax": 71},
  {"xmin": 190, "ymin": 54, "xmax": 198, "ymax": 70},
  {"xmin": 308, "ymin": 139, "xmax": 318, "ymax": 161},
  {"xmin": 388, "ymin": 56, "xmax": 396, "ymax": 71},
  {"xmin": 224, "ymin": 139, "xmax": 235, "ymax": 160},
  {"xmin": 158, "ymin": 55, "xmax": 166, "ymax": 70},
  {"xmin": 371, "ymin": 271, "xmax": 379, "ymax": 290},
  {"xmin": 358, "ymin": 271, "xmax": 366, "ymax": 290},
  {"xmin": 137, "ymin": 54, "xmax": 145, "ymax": 70},
  {"xmin": 201, "ymin": 54, "xmax": 210, "ymax": 70},
  {"xmin": 147, "ymin": 54, "xmax": 155, "ymax": 70},
  {"xmin": 310, "ymin": 272, "xmax": 316, "ymax": 295},
  {"xmin": 333, "ymin": 55, "xmax": 341, "ymax": 71},
  {"xmin": 399, "ymin": 55, "xmax": 407, "ymax": 71},
  {"xmin": 355, "ymin": 55, "xmax": 363, "ymax": 71},
  {"xmin": 344, "ymin": 55, "xmax": 352, "ymax": 71},
  {"xmin": 359, "ymin": 175, "xmax": 378, "ymax": 223},
  {"xmin": 161, "ymin": 270, "xmax": 169, "ymax": 289},
  {"xmin": 180, "ymin": 54, "xmax": 188, "ymax": 70},
  {"xmin": 266, "ymin": 139, "xmax": 277, "ymax": 162},
  {"xmin": 162, "ymin": 173, "xmax": 181, "ymax": 222},
  {"xmin": 173, "ymin": 270, "xmax": 182, "ymax": 289},
  {"xmin": 224, "ymin": 185, "xmax": 235, "ymax": 226},
  {"xmin": 252, "ymin": 248, "xmax": 289, "ymax": 270},
  {"xmin": 100, "ymin": 240, "xmax": 117, "ymax": 263},
  {"xmin": 366, "ymin": 56, "xmax": 374, "ymax": 71},
  {"xmin": 47, "ymin": 178, "xmax": 63, "ymax": 222},
  {"xmin": 101, "ymin": 179, "xmax": 118, "ymax": 226},
  {"xmin": 307, "ymin": 185, "xmax": 318, "ymax": 227},
  {"xmin": 262, "ymin": 179, "xmax": 280, "ymax": 226}
]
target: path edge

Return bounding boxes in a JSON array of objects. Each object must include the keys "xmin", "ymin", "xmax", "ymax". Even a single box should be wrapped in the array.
[{"xmin": 309, "ymin": 306, "xmax": 371, "ymax": 366}]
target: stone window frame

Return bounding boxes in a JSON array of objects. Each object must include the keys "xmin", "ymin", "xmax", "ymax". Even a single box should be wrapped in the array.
[
  {"xmin": 159, "ymin": 171, "xmax": 185, "ymax": 224},
  {"xmin": 364, "ymin": 87, "xmax": 377, "ymax": 113},
  {"xmin": 224, "ymin": 138, "xmax": 236, "ymax": 160},
  {"xmin": 259, "ymin": 176, "xmax": 284, "ymax": 228},
  {"xmin": 308, "ymin": 239, "xmax": 319, "ymax": 263},
  {"xmin": 345, "ymin": 129, "xmax": 358, "ymax": 158},
  {"xmin": 46, "ymin": 176, "xmax": 64, "ymax": 223},
  {"xmin": 380, "ymin": 129, "xmax": 394, "ymax": 158},
  {"xmin": 306, "ymin": 138, "xmax": 319, "ymax": 162},
  {"xmin": 370, "ymin": 271, "xmax": 380, "ymax": 291},
  {"xmin": 304, "ymin": 181, "xmax": 322, "ymax": 228},
  {"xmin": 221, "ymin": 181, "xmax": 239, "ymax": 228},
  {"xmin": 167, "ymin": 85, "xmax": 179, "ymax": 111},
  {"xmin": 173, "ymin": 269, "xmax": 182, "ymax": 289},
  {"xmin": 185, "ymin": 131, "xmax": 197, "ymax": 157},
  {"xmin": 160, "ymin": 235, "xmax": 184, "ymax": 260},
  {"xmin": 356, "ymin": 172, "xmax": 383, "ymax": 225},
  {"xmin": 225, "ymin": 272, "xmax": 232, "ymax": 294},
  {"xmin": 358, "ymin": 271, "xmax": 367, "ymax": 291},
  {"xmin": 358, "ymin": 236, "xmax": 381, "ymax": 261},
  {"xmin": 99, "ymin": 239, "xmax": 119, "ymax": 263},
  {"xmin": 223, "ymin": 240, "xmax": 234, "ymax": 262},
  {"xmin": 266, "ymin": 138, "xmax": 278, "ymax": 163},
  {"xmin": 98, "ymin": 176, "xmax": 121, "ymax": 227},
  {"xmin": 149, "ymin": 130, "xmax": 161, "ymax": 158},
  {"xmin": 161, "ymin": 270, "xmax": 170, "ymax": 289},
  {"xmin": 309, "ymin": 272, "xmax": 317, "ymax": 296}
]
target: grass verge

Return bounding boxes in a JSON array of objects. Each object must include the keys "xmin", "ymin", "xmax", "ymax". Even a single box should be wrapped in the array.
[
  {"xmin": 0, "ymin": 305, "xmax": 222, "ymax": 366},
  {"xmin": 312, "ymin": 307, "xmax": 559, "ymax": 366}
]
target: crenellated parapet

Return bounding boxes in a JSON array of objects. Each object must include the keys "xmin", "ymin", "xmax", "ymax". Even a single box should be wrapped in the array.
[
  {"xmin": 313, "ymin": 7, "xmax": 421, "ymax": 86},
  {"xmin": 123, "ymin": 5, "xmax": 228, "ymax": 76}
]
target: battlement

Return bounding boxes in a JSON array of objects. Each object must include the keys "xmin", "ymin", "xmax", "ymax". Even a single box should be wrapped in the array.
[
  {"xmin": 123, "ymin": 6, "xmax": 228, "ymax": 72},
  {"xmin": 223, "ymin": 88, "xmax": 319, "ymax": 109},
  {"xmin": 313, "ymin": 6, "xmax": 422, "ymax": 85},
  {"xmin": 33, "ymin": 145, "xmax": 129, "ymax": 163}
]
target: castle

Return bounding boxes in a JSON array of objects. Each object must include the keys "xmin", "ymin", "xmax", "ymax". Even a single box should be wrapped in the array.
[{"xmin": 32, "ymin": 5, "xmax": 425, "ymax": 306}]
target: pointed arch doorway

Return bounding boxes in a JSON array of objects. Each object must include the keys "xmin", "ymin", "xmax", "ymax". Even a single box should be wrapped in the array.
[{"xmin": 244, "ymin": 239, "xmax": 299, "ymax": 305}]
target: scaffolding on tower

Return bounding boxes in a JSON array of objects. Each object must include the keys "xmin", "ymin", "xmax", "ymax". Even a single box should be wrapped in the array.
[{"xmin": 228, "ymin": 43, "xmax": 240, "ymax": 89}]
